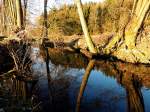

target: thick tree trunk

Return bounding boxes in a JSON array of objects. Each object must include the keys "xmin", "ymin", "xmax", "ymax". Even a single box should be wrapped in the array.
[
  {"xmin": 124, "ymin": 0, "xmax": 150, "ymax": 49},
  {"xmin": 0, "ymin": 0, "xmax": 5, "ymax": 35},
  {"xmin": 105, "ymin": 0, "xmax": 150, "ymax": 53},
  {"xmin": 74, "ymin": 0, "xmax": 98, "ymax": 54},
  {"xmin": 1, "ymin": 0, "xmax": 17, "ymax": 35}
]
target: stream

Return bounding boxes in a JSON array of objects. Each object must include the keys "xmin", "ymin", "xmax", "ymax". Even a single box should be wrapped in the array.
[{"xmin": 0, "ymin": 45, "xmax": 150, "ymax": 112}]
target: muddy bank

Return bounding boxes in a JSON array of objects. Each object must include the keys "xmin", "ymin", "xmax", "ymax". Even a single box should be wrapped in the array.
[
  {"xmin": 0, "ymin": 44, "xmax": 13, "ymax": 74},
  {"xmin": 44, "ymin": 34, "xmax": 111, "ymax": 49},
  {"xmin": 0, "ymin": 40, "xmax": 33, "ymax": 81},
  {"xmin": 44, "ymin": 33, "xmax": 150, "ymax": 64}
]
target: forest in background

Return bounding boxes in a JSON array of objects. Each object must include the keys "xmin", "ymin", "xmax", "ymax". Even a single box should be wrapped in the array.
[
  {"xmin": 36, "ymin": 0, "xmax": 150, "ymax": 39},
  {"xmin": 0, "ymin": 0, "xmax": 149, "ymax": 39}
]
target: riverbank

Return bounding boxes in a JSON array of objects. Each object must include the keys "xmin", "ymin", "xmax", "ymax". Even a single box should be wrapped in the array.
[
  {"xmin": 43, "ymin": 32, "xmax": 150, "ymax": 64},
  {"xmin": 0, "ymin": 44, "xmax": 13, "ymax": 74},
  {"xmin": 0, "ymin": 31, "xmax": 150, "ymax": 75},
  {"xmin": 1, "ymin": 43, "xmax": 150, "ymax": 112}
]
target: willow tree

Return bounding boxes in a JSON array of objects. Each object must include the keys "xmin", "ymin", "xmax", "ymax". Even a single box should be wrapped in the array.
[
  {"xmin": 1, "ymin": 0, "xmax": 24, "ymax": 36},
  {"xmin": 1, "ymin": 0, "xmax": 17, "ymax": 35},
  {"xmin": 105, "ymin": 0, "xmax": 150, "ymax": 51},
  {"xmin": 98, "ymin": 0, "xmax": 150, "ymax": 64},
  {"xmin": 74, "ymin": 0, "xmax": 98, "ymax": 54}
]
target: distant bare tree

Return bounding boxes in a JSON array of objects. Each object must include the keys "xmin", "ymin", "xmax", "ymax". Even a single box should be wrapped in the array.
[{"xmin": 43, "ymin": 0, "xmax": 48, "ymax": 38}]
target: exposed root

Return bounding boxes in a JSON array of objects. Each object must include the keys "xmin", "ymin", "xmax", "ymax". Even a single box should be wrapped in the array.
[
  {"xmin": 7, "ymin": 40, "xmax": 32, "ymax": 77},
  {"xmin": 103, "ymin": 34, "xmax": 123, "ymax": 54},
  {"xmin": 0, "ymin": 69, "xmax": 16, "ymax": 79},
  {"xmin": 113, "ymin": 48, "xmax": 150, "ymax": 64}
]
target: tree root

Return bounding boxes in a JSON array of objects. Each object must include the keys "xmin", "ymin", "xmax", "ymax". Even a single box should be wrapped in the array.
[
  {"xmin": 104, "ymin": 34, "xmax": 122, "ymax": 54},
  {"xmin": 113, "ymin": 48, "xmax": 150, "ymax": 64},
  {"xmin": 0, "ymin": 69, "xmax": 16, "ymax": 79}
]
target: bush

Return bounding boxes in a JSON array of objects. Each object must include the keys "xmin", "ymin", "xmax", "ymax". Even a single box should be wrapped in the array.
[{"xmin": 37, "ymin": 0, "xmax": 133, "ymax": 38}]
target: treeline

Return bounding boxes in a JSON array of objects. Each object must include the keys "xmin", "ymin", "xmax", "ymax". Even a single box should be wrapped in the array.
[{"xmin": 37, "ymin": 0, "xmax": 149, "ymax": 37}]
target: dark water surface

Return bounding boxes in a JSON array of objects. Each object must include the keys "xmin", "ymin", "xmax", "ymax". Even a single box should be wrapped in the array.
[{"xmin": 1, "ymin": 46, "xmax": 150, "ymax": 112}]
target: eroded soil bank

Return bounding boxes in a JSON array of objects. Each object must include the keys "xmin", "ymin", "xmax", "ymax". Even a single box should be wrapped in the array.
[
  {"xmin": 0, "ymin": 32, "xmax": 150, "ymax": 76},
  {"xmin": 44, "ymin": 33, "xmax": 150, "ymax": 64},
  {"xmin": 0, "ymin": 44, "xmax": 13, "ymax": 74}
]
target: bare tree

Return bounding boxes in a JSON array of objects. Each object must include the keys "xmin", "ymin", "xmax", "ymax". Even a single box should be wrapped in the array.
[
  {"xmin": 23, "ymin": 0, "xmax": 28, "ymax": 27},
  {"xmin": 74, "ymin": 0, "xmax": 98, "ymax": 54},
  {"xmin": 43, "ymin": 0, "xmax": 48, "ymax": 38}
]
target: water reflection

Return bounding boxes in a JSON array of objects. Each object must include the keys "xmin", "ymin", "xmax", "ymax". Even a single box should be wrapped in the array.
[
  {"xmin": 116, "ymin": 69, "xmax": 145, "ymax": 112},
  {"xmin": 0, "ymin": 78, "xmax": 33, "ymax": 112},
  {"xmin": 1, "ymin": 47, "xmax": 150, "ymax": 112},
  {"xmin": 76, "ymin": 60, "xmax": 95, "ymax": 112},
  {"xmin": 96, "ymin": 61, "xmax": 150, "ymax": 112},
  {"xmin": 125, "ymin": 75, "xmax": 144, "ymax": 112},
  {"xmin": 31, "ymin": 46, "xmax": 73, "ymax": 112},
  {"xmin": 49, "ymin": 49, "xmax": 150, "ymax": 112},
  {"xmin": 76, "ymin": 60, "xmax": 146, "ymax": 112}
]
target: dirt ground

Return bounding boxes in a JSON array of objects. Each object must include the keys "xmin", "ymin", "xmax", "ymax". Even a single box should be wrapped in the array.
[{"xmin": 0, "ymin": 44, "xmax": 13, "ymax": 74}]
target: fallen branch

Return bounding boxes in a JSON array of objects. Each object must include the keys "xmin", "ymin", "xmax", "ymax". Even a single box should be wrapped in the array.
[
  {"xmin": 0, "ymin": 69, "xmax": 16, "ymax": 79},
  {"xmin": 80, "ymin": 49, "xmax": 94, "ymax": 59}
]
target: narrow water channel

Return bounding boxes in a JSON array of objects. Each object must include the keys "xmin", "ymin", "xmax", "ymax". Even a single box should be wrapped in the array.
[{"xmin": 1, "ymin": 45, "xmax": 150, "ymax": 112}]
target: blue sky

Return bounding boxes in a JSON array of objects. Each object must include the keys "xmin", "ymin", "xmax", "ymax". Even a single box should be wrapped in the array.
[{"xmin": 28, "ymin": 0, "xmax": 105, "ymax": 24}]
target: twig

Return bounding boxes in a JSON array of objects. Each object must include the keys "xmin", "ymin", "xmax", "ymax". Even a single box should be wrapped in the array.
[{"xmin": 0, "ymin": 69, "xmax": 16, "ymax": 78}]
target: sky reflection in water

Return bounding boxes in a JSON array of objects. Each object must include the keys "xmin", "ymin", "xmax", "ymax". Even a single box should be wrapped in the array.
[
  {"xmin": 1, "ymin": 47, "xmax": 150, "ymax": 112},
  {"xmin": 30, "ymin": 47, "xmax": 150, "ymax": 112}
]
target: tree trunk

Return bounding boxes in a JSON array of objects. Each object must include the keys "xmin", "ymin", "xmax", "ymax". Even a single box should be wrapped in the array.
[
  {"xmin": 0, "ymin": 0, "xmax": 5, "ymax": 35},
  {"xmin": 23, "ymin": 0, "xmax": 28, "ymax": 27},
  {"xmin": 74, "ymin": 0, "xmax": 98, "ymax": 54},
  {"xmin": 43, "ymin": 0, "xmax": 48, "ymax": 38},
  {"xmin": 124, "ymin": 0, "xmax": 150, "ymax": 49},
  {"xmin": 105, "ymin": 0, "xmax": 150, "ymax": 53},
  {"xmin": 16, "ymin": 0, "xmax": 23, "ymax": 28}
]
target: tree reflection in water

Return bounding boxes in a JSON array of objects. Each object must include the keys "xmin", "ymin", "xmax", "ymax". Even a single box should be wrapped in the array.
[
  {"xmin": 106, "ymin": 62, "xmax": 146, "ymax": 112},
  {"xmin": 119, "ymin": 73, "xmax": 145, "ymax": 112},
  {"xmin": 76, "ymin": 59, "xmax": 146, "ymax": 112},
  {"xmin": 0, "ymin": 78, "xmax": 33, "ymax": 112},
  {"xmin": 1, "ymin": 47, "xmax": 150, "ymax": 112},
  {"xmin": 76, "ymin": 59, "xmax": 95, "ymax": 112}
]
